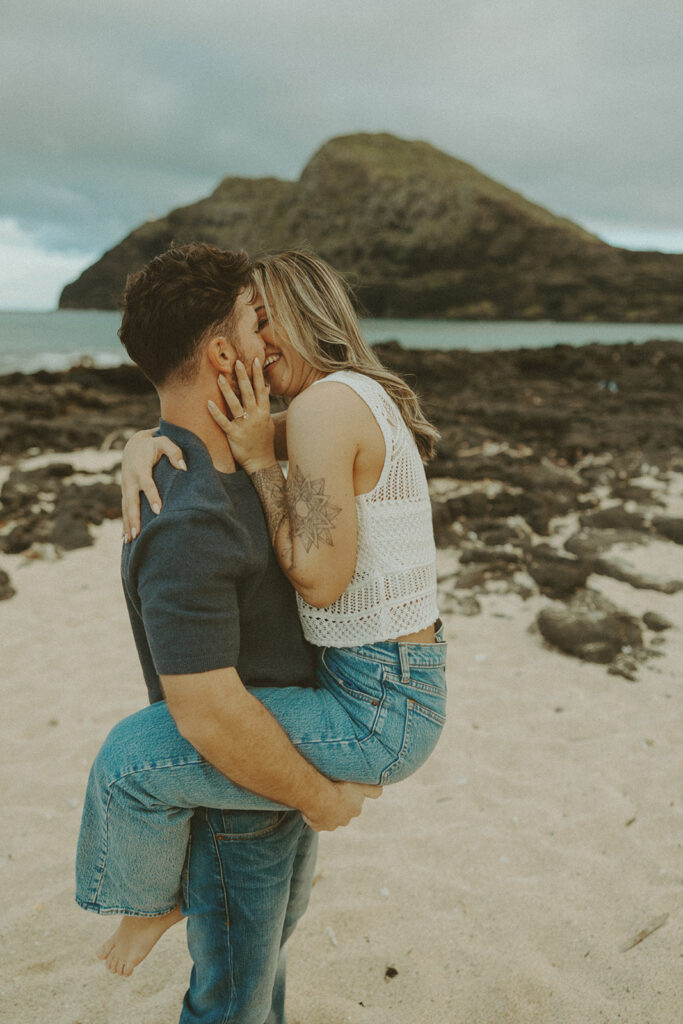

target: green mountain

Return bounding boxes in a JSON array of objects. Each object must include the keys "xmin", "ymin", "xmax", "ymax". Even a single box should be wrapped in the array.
[{"xmin": 59, "ymin": 133, "xmax": 683, "ymax": 321}]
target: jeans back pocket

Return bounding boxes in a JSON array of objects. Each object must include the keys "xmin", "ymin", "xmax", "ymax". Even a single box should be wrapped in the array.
[{"xmin": 380, "ymin": 699, "xmax": 445, "ymax": 784}]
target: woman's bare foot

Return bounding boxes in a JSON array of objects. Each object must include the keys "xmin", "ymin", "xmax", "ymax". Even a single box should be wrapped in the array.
[{"xmin": 96, "ymin": 905, "xmax": 184, "ymax": 977}]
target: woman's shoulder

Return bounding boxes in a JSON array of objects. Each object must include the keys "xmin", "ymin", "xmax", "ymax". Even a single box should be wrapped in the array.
[
  {"xmin": 288, "ymin": 375, "xmax": 382, "ymax": 437},
  {"xmin": 313, "ymin": 370, "xmax": 402, "ymax": 430},
  {"xmin": 293, "ymin": 372, "xmax": 374, "ymax": 412},
  {"xmin": 310, "ymin": 369, "xmax": 390, "ymax": 407}
]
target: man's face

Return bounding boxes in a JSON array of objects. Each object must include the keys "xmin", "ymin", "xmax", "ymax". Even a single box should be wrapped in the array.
[{"xmin": 231, "ymin": 289, "xmax": 266, "ymax": 371}]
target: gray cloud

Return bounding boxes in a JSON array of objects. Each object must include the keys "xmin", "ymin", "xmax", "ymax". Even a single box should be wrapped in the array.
[{"xmin": 2, "ymin": 0, "xmax": 682, "ymax": 276}]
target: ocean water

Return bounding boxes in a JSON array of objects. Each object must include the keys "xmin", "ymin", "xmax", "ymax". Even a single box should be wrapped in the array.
[{"xmin": 0, "ymin": 310, "xmax": 682, "ymax": 375}]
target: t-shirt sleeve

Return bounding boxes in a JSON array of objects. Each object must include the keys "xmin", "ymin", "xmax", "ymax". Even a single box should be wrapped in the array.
[{"xmin": 133, "ymin": 508, "xmax": 242, "ymax": 676}]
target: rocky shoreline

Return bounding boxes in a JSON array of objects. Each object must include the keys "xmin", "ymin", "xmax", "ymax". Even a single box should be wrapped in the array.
[{"xmin": 1, "ymin": 340, "xmax": 681, "ymax": 678}]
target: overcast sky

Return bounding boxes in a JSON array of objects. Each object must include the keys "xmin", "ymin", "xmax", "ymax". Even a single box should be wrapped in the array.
[{"xmin": 2, "ymin": 0, "xmax": 682, "ymax": 309}]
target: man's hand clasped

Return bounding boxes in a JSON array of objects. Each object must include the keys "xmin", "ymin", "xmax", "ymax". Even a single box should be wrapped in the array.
[{"xmin": 302, "ymin": 781, "xmax": 383, "ymax": 832}]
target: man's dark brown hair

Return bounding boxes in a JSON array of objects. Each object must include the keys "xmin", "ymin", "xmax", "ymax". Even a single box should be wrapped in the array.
[{"xmin": 118, "ymin": 243, "xmax": 251, "ymax": 386}]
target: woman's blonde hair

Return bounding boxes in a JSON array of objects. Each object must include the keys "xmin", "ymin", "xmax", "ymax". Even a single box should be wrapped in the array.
[{"xmin": 250, "ymin": 250, "xmax": 439, "ymax": 461}]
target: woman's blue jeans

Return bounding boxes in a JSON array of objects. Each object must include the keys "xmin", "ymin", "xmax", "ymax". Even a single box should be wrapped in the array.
[{"xmin": 76, "ymin": 633, "xmax": 447, "ymax": 918}]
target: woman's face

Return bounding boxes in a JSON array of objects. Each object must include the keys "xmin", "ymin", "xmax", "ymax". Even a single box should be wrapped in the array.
[{"xmin": 254, "ymin": 296, "xmax": 315, "ymax": 397}]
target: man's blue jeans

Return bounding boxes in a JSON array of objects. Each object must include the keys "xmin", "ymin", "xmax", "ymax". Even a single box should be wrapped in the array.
[{"xmin": 180, "ymin": 807, "xmax": 317, "ymax": 1024}]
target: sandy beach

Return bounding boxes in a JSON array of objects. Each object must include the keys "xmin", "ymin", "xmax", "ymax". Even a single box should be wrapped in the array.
[{"xmin": 1, "ymin": 443, "xmax": 681, "ymax": 1024}]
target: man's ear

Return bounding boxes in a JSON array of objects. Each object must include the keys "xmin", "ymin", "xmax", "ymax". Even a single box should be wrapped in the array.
[{"xmin": 205, "ymin": 335, "xmax": 235, "ymax": 376}]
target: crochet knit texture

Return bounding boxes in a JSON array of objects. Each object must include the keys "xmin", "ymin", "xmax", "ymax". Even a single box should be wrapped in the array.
[{"xmin": 297, "ymin": 370, "xmax": 438, "ymax": 647}]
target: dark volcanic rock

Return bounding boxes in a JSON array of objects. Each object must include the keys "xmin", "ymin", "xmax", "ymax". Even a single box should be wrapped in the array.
[
  {"xmin": 578, "ymin": 505, "xmax": 651, "ymax": 532},
  {"xmin": 0, "ymin": 461, "xmax": 123, "ymax": 555},
  {"xmin": 0, "ymin": 569, "xmax": 15, "ymax": 600},
  {"xmin": 444, "ymin": 489, "xmax": 523, "ymax": 520},
  {"xmin": 0, "ymin": 364, "xmax": 157, "ymax": 456},
  {"xmin": 59, "ymin": 482, "xmax": 122, "ymax": 525},
  {"xmin": 50, "ymin": 510, "xmax": 93, "ymax": 550},
  {"xmin": 415, "ymin": 340, "xmax": 683, "ymax": 476},
  {"xmin": 642, "ymin": 611, "xmax": 674, "ymax": 632},
  {"xmin": 607, "ymin": 655, "xmax": 641, "ymax": 682},
  {"xmin": 431, "ymin": 498, "xmax": 460, "ymax": 548},
  {"xmin": 0, "ymin": 463, "xmax": 75, "ymax": 517},
  {"xmin": 439, "ymin": 591, "xmax": 483, "ymax": 616},
  {"xmin": 419, "ymin": 340, "xmax": 681, "ymax": 552},
  {"xmin": 537, "ymin": 591, "xmax": 643, "ymax": 663},
  {"xmin": 564, "ymin": 528, "xmax": 651, "ymax": 558},
  {"xmin": 653, "ymin": 516, "xmax": 683, "ymax": 545},
  {"xmin": 59, "ymin": 133, "xmax": 683, "ymax": 322},
  {"xmin": 517, "ymin": 489, "xmax": 579, "ymax": 536},
  {"xmin": 611, "ymin": 483, "xmax": 664, "ymax": 506},
  {"xmin": 459, "ymin": 545, "xmax": 523, "ymax": 566},
  {"xmin": 527, "ymin": 544, "xmax": 592, "ymax": 598},
  {"xmin": 472, "ymin": 522, "xmax": 531, "ymax": 548},
  {"xmin": 450, "ymin": 564, "xmax": 507, "ymax": 590},
  {"xmin": 1, "ymin": 517, "xmax": 51, "ymax": 554}
]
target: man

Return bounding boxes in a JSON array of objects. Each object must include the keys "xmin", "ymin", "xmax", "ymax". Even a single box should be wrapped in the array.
[{"xmin": 80, "ymin": 243, "xmax": 377, "ymax": 1023}]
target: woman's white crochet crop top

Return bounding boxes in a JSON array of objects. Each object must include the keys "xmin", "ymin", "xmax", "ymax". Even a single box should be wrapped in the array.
[{"xmin": 296, "ymin": 370, "xmax": 438, "ymax": 647}]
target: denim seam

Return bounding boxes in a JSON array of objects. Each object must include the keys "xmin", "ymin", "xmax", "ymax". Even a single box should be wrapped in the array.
[
  {"xmin": 382, "ymin": 674, "xmax": 447, "ymax": 698},
  {"xmin": 74, "ymin": 896, "xmax": 180, "ymax": 917},
  {"xmin": 320, "ymin": 650, "xmax": 387, "ymax": 738},
  {"xmin": 340, "ymin": 649, "xmax": 447, "ymax": 668},
  {"xmin": 329, "ymin": 677, "xmax": 380, "ymax": 708},
  {"xmin": 320, "ymin": 650, "xmax": 382, "ymax": 708},
  {"xmin": 180, "ymin": 832, "xmax": 193, "ymax": 911},
  {"xmin": 380, "ymin": 699, "xmax": 413, "ymax": 784},
  {"xmin": 104, "ymin": 759, "xmax": 208, "ymax": 788},
  {"xmin": 215, "ymin": 811, "xmax": 290, "ymax": 841},
  {"xmin": 398, "ymin": 642, "xmax": 410, "ymax": 682},
  {"xmin": 406, "ymin": 697, "xmax": 447, "ymax": 727},
  {"xmin": 203, "ymin": 817, "xmax": 236, "ymax": 1024},
  {"xmin": 90, "ymin": 784, "xmax": 113, "ymax": 909}
]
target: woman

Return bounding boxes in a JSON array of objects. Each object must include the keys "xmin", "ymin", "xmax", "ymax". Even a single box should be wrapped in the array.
[{"xmin": 78, "ymin": 250, "xmax": 447, "ymax": 976}]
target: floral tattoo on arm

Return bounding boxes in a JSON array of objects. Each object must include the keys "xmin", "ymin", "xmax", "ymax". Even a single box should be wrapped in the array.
[
  {"xmin": 250, "ymin": 464, "xmax": 342, "ymax": 568},
  {"xmin": 249, "ymin": 465, "xmax": 288, "ymax": 543}
]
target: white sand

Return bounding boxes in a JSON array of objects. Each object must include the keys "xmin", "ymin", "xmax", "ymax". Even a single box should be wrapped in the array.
[{"xmin": 0, "ymin": 505, "xmax": 681, "ymax": 1023}]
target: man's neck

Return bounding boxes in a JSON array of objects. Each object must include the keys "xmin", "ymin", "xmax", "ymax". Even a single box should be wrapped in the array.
[{"xmin": 159, "ymin": 388, "xmax": 237, "ymax": 474}]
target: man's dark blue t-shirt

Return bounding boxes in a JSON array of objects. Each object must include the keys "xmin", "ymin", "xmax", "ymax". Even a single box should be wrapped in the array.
[{"xmin": 121, "ymin": 421, "xmax": 315, "ymax": 704}]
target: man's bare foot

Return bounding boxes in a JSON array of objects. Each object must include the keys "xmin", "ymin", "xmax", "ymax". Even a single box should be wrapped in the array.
[{"xmin": 96, "ymin": 905, "xmax": 184, "ymax": 977}]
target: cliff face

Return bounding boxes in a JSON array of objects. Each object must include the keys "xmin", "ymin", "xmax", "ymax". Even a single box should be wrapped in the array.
[{"xmin": 59, "ymin": 133, "xmax": 683, "ymax": 321}]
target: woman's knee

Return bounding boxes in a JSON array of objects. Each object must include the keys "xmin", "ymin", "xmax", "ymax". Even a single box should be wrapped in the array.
[{"xmin": 95, "ymin": 707, "xmax": 155, "ymax": 783}]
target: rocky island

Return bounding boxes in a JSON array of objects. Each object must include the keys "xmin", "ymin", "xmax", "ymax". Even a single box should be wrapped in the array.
[{"xmin": 59, "ymin": 133, "xmax": 683, "ymax": 322}]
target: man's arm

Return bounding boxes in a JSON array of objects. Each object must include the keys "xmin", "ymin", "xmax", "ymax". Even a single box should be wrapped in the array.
[{"xmin": 162, "ymin": 666, "xmax": 380, "ymax": 831}]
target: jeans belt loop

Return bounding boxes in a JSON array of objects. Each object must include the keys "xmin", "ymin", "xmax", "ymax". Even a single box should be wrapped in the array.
[{"xmin": 398, "ymin": 642, "xmax": 411, "ymax": 682}]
